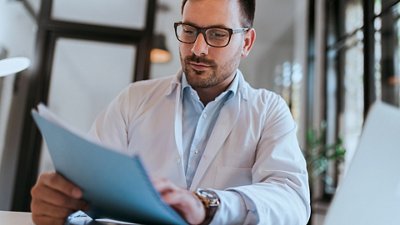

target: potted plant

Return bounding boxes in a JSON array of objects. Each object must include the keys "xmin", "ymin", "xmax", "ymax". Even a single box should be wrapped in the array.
[
  {"xmin": 305, "ymin": 122, "xmax": 346, "ymax": 225},
  {"xmin": 305, "ymin": 121, "xmax": 346, "ymax": 189}
]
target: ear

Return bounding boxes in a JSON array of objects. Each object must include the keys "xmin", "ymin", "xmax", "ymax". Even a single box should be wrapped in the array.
[{"xmin": 241, "ymin": 28, "xmax": 256, "ymax": 58}]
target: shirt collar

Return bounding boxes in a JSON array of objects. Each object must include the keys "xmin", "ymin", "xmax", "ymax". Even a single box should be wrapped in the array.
[{"xmin": 181, "ymin": 73, "xmax": 191, "ymax": 91}]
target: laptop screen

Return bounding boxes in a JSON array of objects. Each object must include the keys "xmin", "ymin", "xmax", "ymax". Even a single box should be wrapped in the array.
[{"xmin": 324, "ymin": 102, "xmax": 400, "ymax": 225}]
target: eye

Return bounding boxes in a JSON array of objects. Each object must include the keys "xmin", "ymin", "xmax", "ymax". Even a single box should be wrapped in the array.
[
  {"xmin": 208, "ymin": 29, "xmax": 229, "ymax": 39},
  {"xmin": 182, "ymin": 26, "xmax": 196, "ymax": 36}
]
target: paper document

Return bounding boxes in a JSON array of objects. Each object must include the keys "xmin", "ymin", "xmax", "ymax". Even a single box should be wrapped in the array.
[{"xmin": 32, "ymin": 103, "xmax": 187, "ymax": 225}]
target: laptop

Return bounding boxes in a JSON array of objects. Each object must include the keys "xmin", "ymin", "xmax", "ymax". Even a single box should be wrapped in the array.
[{"xmin": 324, "ymin": 102, "xmax": 400, "ymax": 225}]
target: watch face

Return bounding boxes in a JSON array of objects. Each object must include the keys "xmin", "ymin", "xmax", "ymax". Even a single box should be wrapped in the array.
[
  {"xmin": 195, "ymin": 189, "xmax": 220, "ymax": 224},
  {"xmin": 198, "ymin": 189, "xmax": 220, "ymax": 207}
]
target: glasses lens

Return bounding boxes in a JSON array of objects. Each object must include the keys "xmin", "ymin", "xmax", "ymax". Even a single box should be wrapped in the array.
[
  {"xmin": 175, "ymin": 23, "xmax": 232, "ymax": 47},
  {"xmin": 176, "ymin": 24, "xmax": 198, "ymax": 43},
  {"xmin": 206, "ymin": 28, "xmax": 230, "ymax": 47}
]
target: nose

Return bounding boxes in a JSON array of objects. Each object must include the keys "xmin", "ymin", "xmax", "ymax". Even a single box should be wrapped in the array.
[{"xmin": 191, "ymin": 33, "xmax": 209, "ymax": 56}]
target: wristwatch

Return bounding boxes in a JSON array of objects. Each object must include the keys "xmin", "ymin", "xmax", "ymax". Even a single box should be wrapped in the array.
[{"xmin": 194, "ymin": 189, "xmax": 220, "ymax": 225}]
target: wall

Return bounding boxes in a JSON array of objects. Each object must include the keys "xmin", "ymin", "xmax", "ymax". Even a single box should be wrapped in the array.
[
  {"xmin": 0, "ymin": 0, "xmax": 37, "ymax": 209},
  {"xmin": 151, "ymin": 0, "xmax": 181, "ymax": 78},
  {"xmin": 0, "ymin": 0, "xmax": 36, "ymax": 171},
  {"xmin": 0, "ymin": 0, "xmax": 310, "ymax": 209}
]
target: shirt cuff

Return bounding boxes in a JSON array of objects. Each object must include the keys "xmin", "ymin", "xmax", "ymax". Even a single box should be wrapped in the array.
[{"xmin": 208, "ymin": 190, "xmax": 247, "ymax": 225}]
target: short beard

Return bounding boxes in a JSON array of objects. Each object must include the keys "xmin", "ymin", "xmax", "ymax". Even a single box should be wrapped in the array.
[{"xmin": 181, "ymin": 49, "xmax": 241, "ymax": 89}]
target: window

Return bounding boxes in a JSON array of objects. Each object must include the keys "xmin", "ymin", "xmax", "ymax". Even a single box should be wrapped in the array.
[
  {"xmin": 377, "ymin": 0, "xmax": 400, "ymax": 106},
  {"xmin": 308, "ymin": 0, "xmax": 400, "ymax": 223},
  {"xmin": 323, "ymin": 0, "xmax": 366, "ymax": 196},
  {"xmin": 1, "ymin": 0, "xmax": 157, "ymax": 211}
]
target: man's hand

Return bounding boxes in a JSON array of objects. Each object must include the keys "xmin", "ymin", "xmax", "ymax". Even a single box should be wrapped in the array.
[
  {"xmin": 30, "ymin": 172, "xmax": 88, "ymax": 225},
  {"xmin": 153, "ymin": 178, "xmax": 206, "ymax": 225}
]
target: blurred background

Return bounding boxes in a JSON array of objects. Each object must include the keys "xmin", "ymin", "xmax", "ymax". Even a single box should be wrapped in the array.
[{"xmin": 0, "ymin": 0, "xmax": 399, "ymax": 224}]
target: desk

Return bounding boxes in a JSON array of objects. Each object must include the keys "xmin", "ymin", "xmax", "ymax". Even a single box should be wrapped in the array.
[
  {"xmin": 0, "ymin": 211, "xmax": 33, "ymax": 225},
  {"xmin": 0, "ymin": 210, "xmax": 139, "ymax": 225}
]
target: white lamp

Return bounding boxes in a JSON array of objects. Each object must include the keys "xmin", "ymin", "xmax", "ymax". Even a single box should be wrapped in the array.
[{"xmin": 0, "ymin": 57, "xmax": 31, "ymax": 77}]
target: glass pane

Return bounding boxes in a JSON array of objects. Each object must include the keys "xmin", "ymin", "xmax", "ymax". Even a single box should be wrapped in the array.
[
  {"xmin": 326, "ymin": 50, "xmax": 338, "ymax": 148},
  {"xmin": 393, "ymin": 6, "xmax": 400, "ymax": 105},
  {"xmin": 38, "ymin": 38, "xmax": 136, "ymax": 173},
  {"xmin": 52, "ymin": 0, "xmax": 147, "ymax": 29},
  {"xmin": 324, "ymin": 48, "xmax": 341, "ymax": 195},
  {"xmin": 340, "ymin": 43, "xmax": 364, "ymax": 169},
  {"xmin": 326, "ymin": 0, "xmax": 339, "ymax": 48},
  {"xmin": 375, "ymin": 0, "xmax": 382, "ymax": 15},
  {"xmin": 26, "ymin": 0, "xmax": 41, "ymax": 15},
  {"xmin": 374, "ymin": 17, "xmax": 383, "ymax": 101},
  {"xmin": 378, "ymin": 2, "xmax": 400, "ymax": 106},
  {"xmin": 344, "ymin": 0, "xmax": 363, "ymax": 35}
]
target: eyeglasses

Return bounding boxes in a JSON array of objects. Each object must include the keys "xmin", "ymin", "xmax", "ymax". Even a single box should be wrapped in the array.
[{"xmin": 174, "ymin": 22, "xmax": 249, "ymax": 48}]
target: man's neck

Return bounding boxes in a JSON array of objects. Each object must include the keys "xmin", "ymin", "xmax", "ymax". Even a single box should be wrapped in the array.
[
  {"xmin": 195, "ymin": 75, "xmax": 236, "ymax": 106},
  {"xmin": 196, "ymin": 87, "xmax": 225, "ymax": 106}
]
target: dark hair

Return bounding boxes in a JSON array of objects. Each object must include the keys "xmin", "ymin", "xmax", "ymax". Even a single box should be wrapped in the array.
[{"xmin": 181, "ymin": 0, "xmax": 255, "ymax": 28}]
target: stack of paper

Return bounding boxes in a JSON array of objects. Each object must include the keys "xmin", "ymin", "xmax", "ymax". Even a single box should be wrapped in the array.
[{"xmin": 32, "ymin": 104, "xmax": 187, "ymax": 225}]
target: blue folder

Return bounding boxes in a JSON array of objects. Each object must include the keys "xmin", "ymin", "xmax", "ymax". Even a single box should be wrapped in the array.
[{"xmin": 32, "ymin": 107, "xmax": 187, "ymax": 225}]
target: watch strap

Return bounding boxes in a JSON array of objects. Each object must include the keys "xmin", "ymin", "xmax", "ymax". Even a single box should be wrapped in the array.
[{"xmin": 194, "ymin": 189, "xmax": 220, "ymax": 225}]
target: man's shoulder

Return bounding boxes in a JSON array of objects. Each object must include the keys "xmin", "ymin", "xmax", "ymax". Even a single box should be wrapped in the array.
[
  {"xmin": 123, "ymin": 74, "xmax": 179, "ymax": 95},
  {"xmin": 131, "ymin": 75, "xmax": 177, "ymax": 87},
  {"xmin": 237, "ymin": 72, "xmax": 281, "ymax": 102},
  {"xmin": 241, "ymin": 80, "xmax": 284, "ymax": 106}
]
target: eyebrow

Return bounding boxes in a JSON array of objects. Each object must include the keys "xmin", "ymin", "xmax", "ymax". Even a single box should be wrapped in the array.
[{"xmin": 181, "ymin": 21, "xmax": 231, "ymax": 29}]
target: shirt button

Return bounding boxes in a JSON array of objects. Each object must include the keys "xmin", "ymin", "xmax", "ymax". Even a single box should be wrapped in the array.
[
  {"xmin": 195, "ymin": 150, "xmax": 199, "ymax": 154},
  {"xmin": 202, "ymin": 113, "xmax": 207, "ymax": 119}
]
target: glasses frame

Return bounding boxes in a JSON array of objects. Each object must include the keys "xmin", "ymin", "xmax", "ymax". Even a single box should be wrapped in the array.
[{"xmin": 174, "ymin": 22, "xmax": 250, "ymax": 48}]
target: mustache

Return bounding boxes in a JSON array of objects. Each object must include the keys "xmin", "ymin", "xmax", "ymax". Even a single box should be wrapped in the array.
[{"xmin": 185, "ymin": 54, "xmax": 216, "ymax": 67}]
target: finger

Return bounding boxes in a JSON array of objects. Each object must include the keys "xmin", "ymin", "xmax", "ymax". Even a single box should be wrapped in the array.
[
  {"xmin": 153, "ymin": 178, "xmax": 179, "ymax": 194},
  {"xmin": 162, "ymin": 189, "xmax": 185, "ymax": 206},
  {"xmin": 31, "ymin": 198, "xmax": 74, "ymax": 218},
  {"xmin": 39, "ymin": 172, "xmax": 82, "ymax": 199},
  {"xmin": 162, "ymin": 190, "xmax": 205, "ymax": 224},
  {"xmin": 153, "ymin": 178, "xmax": 200, "ymax": 210},
  {"xmin": 31, "ymin": 214, "xmax": 65, "ymax": 225},
  {"xmin": 163, "ymin": 190, "xmax": 201, "ymax": 210},
  {"xmin": 31, "ymin": 184, "xmax": 87, "ymax": 210},
  {"xmin": 153, "ymin": 178, "xmax": 206, "ymax": 224}
]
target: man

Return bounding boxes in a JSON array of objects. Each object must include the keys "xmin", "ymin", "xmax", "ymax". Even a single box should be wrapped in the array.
[{"xmin": 31, "ymin": 0, "xmax": 311, "ymax": 224}]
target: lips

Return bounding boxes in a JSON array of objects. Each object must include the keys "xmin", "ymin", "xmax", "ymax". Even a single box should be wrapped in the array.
[{"xmin": 188, "ymin": 61, "xmax": 212, "ymax": 71}]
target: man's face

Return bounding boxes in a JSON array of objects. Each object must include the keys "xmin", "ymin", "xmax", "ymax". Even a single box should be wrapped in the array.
[{"xmin": 179, "ymin": 0, "xmax": 247, "ymax": 90}]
